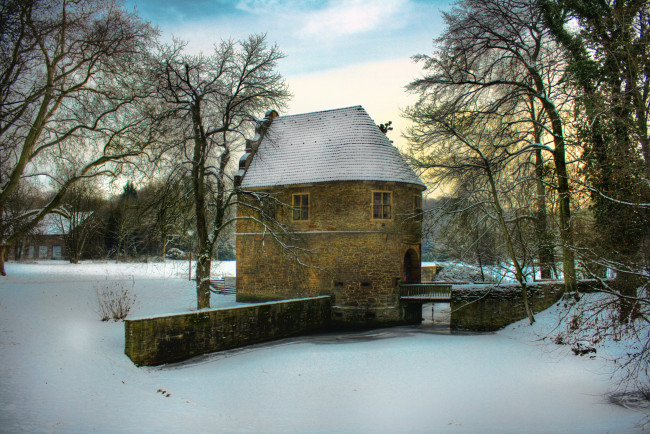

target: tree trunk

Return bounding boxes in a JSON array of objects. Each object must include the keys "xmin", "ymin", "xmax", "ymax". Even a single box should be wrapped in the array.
[
  {"xmin": 543, "ymin": 101, "xmax": 576, "ymax": 293},
  {"xmin": 475, "ymin": 224, "xmax": 485, "ymax": 282},
  {"xmin": 0, "ymin": 245, "xmax": 6, "ymax": 276},
  {"xmin": 556, "ymin": 163, "xmax": 577, "ymax": 293},
  {"xmin": 534, "ymin": 148, "xmax": 555, "ymax": 279},
  {"xmin": 486, "ymin": 165, "xmax": 535, "ymax": 324},
  {"xmin": 528, "ymin": 95, "xmax": 555, "ymax": 280},
  {"xmin": 162, "ymin": 237, "xmax": 167, "ymax": 262},
  {"xmin": 0, "ymin": 201, "xmax": 6, "ymax": 276},
  {"xmin": 191, "ymin": 102, "xmax": 212, "ymax": 309},
  {"xmin": 196, "ymin": 250, "xmax": 211, "ymax": 309},
  {"xmin": 529, "ymin": 67, "xmax": 576, "ymax": 293},
  {"xmin": 616, "ymin": 271, "xmax": 640, "ymax": 323}
]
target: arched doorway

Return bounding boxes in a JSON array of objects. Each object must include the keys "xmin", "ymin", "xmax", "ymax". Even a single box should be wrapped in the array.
[{"xmin": 403, "ymin": 249, "xmax": 421, "ymax": 284}]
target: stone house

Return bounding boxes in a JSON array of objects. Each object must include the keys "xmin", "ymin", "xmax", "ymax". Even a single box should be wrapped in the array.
[
  {"xmin": 9, "ymin": 214, "xmax": 67, "ymax": 260},
  {"xmin": 8, "ymin": 211, "xmax": 101, "ymax": 261},
  {"xmin": 235, "ymin": 106, "xmax": 426, "ymax": 326}
]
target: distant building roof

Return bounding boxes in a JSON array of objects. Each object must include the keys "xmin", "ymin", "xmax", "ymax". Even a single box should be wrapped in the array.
[
  {"xmin": 37, "ymin": 214, "xmax": 66, "ymax": 236},
  {"xmin": 35, "ymin": 212, "xmax": 94, "ymax": 235},
  {"xmin": 240, "ymin": 106, "xmax": 425, "ymax": 189}
]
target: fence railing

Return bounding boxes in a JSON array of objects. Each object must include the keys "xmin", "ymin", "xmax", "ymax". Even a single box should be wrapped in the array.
[
  {"xmin": 399, "ymin": 283, "xmax": 451, "ymax": 300},
  {"xmin": 209, "ymin": 278, "xmax": 236, "ymax": 295}
]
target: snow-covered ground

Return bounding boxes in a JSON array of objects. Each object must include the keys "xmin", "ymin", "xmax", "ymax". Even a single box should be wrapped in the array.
[{"xmin": 0, "ymin": 260, "xmax": 647, "ymax": 433}]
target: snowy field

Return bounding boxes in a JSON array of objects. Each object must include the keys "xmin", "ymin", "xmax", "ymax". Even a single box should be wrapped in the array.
[{"xmin": 0, "ymin": 260, "xmax": 647, "ymax": 433}]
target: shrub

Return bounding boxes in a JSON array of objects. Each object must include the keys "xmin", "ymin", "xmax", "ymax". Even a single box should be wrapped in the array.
[
  {"xmin": 95, "ymin": 279, "xmax": 137, "ymax": 321},
  {"xmin": 166, "ymin": 248, "xmax": 185, "ymax": 260}
]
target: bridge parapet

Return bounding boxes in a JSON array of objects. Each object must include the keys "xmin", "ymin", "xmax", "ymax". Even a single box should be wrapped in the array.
[{"xmin": 400, "ymin": 283, "xmax": 451, "ymax": 302}]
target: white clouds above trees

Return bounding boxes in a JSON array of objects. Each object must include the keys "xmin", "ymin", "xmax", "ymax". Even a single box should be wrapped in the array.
[{"xmin": 125, "ymin": 0, "xmax": 452, "ymax": 141}]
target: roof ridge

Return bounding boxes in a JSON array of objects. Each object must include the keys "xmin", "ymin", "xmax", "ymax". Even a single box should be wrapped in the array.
[{"xmin": 277, "ymin": 105, "xmax": 363, "ymax": 120}]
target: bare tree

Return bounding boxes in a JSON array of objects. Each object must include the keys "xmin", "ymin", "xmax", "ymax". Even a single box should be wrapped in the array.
[
  {"xmin": 140, "ymin": 170, "xmax": 194, "ymax": 260},
  {"xmin": 425, "ymin": 189, "xmax": 504, "ymax": 282},
  {"xmin": 1, "ymin": 178, "xmax": 49, "ymax": 260},
  {"xmin": 407, "ymin": 0, "xmax": 578, "ymax": 292},
  {"xmin": 152, "ymin": 34, "xmax": 290, "ymax": 309},
  {"xmin": 55, "ymin": 181, "xmax": 103, "ymax": 263},
  {"xmin": 407, "ymin": 104, "xmax": 538, "ymax": 323},
  {"xmin": 109, "ymin": 181, "xmax": 141, "ymax": 263},
  {"xmin": 0, "ymin": 0, "xmax": 157, "ymax": 275}
]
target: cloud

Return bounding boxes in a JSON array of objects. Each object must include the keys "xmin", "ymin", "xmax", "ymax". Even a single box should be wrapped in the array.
[
  {"xmin": 299, "ymin": 0, "xmax": 407, "ymax": 38},
  {"xmin": 132, "ymin": 0, "xmax": 445, "ymax": 75},
  {"xmin": 235, "ymin": 0, "xmax": 410, "ymax": 39}
]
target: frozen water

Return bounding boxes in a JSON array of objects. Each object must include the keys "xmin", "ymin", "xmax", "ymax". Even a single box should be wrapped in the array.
[{"xmin": 0, "ymin": 260, "xmax": 646, "ymax": 433}]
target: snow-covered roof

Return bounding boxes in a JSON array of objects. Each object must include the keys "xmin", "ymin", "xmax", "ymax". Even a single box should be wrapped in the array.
[
  {"xmin": 240, "ymin": 106, "xmax": 425, "ymax": 189},
  {"xmin": 37, "ymin": 214, "xmax": 66, "ymax": 236}
]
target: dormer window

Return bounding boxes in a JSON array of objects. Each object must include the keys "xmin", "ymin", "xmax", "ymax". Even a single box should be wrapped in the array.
[
  {"xmin": 372, "ymin": 191, "xmax": 392, "ymax": 219},
  {"xmin": 292, "ymin": 193, "xmax": 309, "ymax": 220}
]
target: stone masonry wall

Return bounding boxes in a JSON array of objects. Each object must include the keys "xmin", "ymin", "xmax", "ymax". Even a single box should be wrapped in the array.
[
  {"xmin": 450, "ymin": 280, "xmax": 603, "ymax": 331},
  {"xmin": 236, "ymin": 180, "xmax": 424, "ymax": 325},
  {"xmin": 125, "ymin": 296, "xmax": 331, "ymax": 366},
  {"xmin": 421, "ymin": 266, "xmax": 439, "ymax": 282}
]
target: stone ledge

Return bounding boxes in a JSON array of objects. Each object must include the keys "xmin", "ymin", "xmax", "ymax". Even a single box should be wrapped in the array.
[{"xmin": 125, "ymin": 296, "xmax": 331, "ymax": 366}]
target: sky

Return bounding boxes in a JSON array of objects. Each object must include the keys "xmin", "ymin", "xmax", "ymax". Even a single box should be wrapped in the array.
[{"xmin": 123, "ymin": 0, "xmax": 455, "ymax": 149}]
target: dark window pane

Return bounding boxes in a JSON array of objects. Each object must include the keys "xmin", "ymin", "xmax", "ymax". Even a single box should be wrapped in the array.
[
  {"xmin": 292, "ymin": 194, "xmax": 309, "ymax": 220},
  {"xmin": 372, "ymin": 192, "xmax": 392, "ymax": 219}
]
